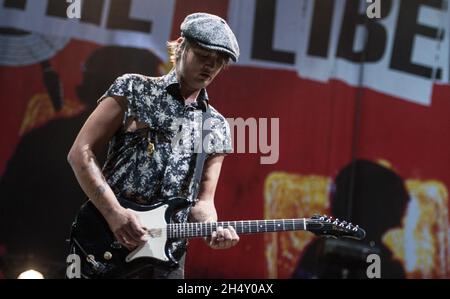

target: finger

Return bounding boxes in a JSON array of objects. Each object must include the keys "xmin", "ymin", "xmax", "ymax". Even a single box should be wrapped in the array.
[
  {"xmin": 222, "ymin": 228, "xmax": 232, "ymax": 246},
  {"xmin": 126, "ymin": 223, "xmax": 146, "ymax": 243},
  {"xmin": 125, "ymin": 227, "xmax": 145, "ymax": 245},
  {"xmin": 222, "ymin": 229, "xmax": 233, "ymax": 249},
  {"xmin": 210, "ymin": 231, "xmax": 217, "ymax": 246},
  {"xmin": 227, "ymin": 226, "xmax": 239, "ymax": 239},
  {"xmin": 216, "ymin": 226, "xmax": 224, "ymax": 241},
  {"xmin": 121, "ymin": 228, "xmax": 139, "ymax": 248},
  {"xmin": 116, "ymin": 232, "xmax": 133, "ymax": 250},
  {"xmin": 227, "ymin": 226, "xmax": 240, "ymax": 246}
]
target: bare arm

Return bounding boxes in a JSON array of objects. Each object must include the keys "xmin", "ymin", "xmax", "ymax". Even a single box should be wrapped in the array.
[
  {"xmin": 189, "ymin": 154, "xmax": 239, "ymax": 249},
  {"xmin": 67, "ymin": 96, "xmax": 146, "ymax": 250},
  {"xmin": 189, "ymin": 155, "xmax": 223, "ymax": 223}
]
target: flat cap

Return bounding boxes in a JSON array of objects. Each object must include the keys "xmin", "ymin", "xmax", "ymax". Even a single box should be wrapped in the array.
[{"xmin": 180, "ymin": 12, "xmax": 240, "ymax": 62}]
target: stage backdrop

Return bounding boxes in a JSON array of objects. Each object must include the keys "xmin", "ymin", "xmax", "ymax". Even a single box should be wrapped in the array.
[{"xmin": 0, "ymin": 0, "xmax": 449, "ymax": 278}]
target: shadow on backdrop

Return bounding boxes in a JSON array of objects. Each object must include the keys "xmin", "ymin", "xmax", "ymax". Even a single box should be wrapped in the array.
[
  {"xmin": 0, "ymin": 46, "xmax": 161, "ymax": 278},
  {"xmin": 292, "ymin": 159, "xmax": 409, "ymax": 279}
]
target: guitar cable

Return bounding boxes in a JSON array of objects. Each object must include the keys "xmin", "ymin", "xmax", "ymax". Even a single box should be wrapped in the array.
[{"xmin": 71, "ymin": 237, "xmax": 107, "ymax": 275}]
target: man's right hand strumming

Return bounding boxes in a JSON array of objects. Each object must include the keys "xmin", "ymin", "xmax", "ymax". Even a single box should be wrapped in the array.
[{"xmin": 105, "ymin": 207, "xmax": 148, "ymax": 251}]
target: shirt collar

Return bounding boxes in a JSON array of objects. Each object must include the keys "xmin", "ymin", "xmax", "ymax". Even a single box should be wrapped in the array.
[{"xmin": 162, "ymin": 68, "xmax": 209, "ymax": 107}]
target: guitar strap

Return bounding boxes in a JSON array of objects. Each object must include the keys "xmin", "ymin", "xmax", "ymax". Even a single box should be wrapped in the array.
[{"xmin": 191, "ymin": 100, "xmax": 211, "ymax": 203}]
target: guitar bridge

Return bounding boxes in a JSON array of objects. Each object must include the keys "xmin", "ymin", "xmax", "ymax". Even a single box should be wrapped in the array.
[{"xmin": 146, "ymin": 228, "xmax": 162, "ymax": 238}]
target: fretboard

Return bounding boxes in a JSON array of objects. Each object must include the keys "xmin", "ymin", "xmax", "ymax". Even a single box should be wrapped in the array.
[{"xmin": 166, "ymin": 219, "xmax": 307, "ymax": 238}]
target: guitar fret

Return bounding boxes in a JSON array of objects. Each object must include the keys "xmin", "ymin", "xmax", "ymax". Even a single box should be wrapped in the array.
[
  {"xmin": 284, "ymin": 219, "xmax": 290, "ymax": 231},
  {"xmin": 295, "ymin": 219, "xmax": 299, "ymax": 230}
]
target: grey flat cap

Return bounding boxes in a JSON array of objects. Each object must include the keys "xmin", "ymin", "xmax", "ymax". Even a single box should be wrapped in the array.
[{"xmin": 180, "ymin": 12, "xmax": 240, "ymax": 62}]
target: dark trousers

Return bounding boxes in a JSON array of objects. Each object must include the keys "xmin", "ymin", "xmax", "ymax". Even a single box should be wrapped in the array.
[{"xmin": 129, "ymin": 254, "xmax": 185, "ymax": 279}]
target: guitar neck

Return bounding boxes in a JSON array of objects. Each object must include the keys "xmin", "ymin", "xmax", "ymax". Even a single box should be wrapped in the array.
[{"xmin": 167, "ymin": 219, "xmax": 308, "ymax": 239}]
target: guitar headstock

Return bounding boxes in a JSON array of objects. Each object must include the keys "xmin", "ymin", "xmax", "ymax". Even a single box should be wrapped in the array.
[{"xmin": 307, "ymin": 215, "xmax": 366, "ymax": 240}]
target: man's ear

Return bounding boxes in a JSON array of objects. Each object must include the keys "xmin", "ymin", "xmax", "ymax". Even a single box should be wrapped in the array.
[{"xmin": 176, "ymin": 37, "xmax": 185, "ymax": 58}]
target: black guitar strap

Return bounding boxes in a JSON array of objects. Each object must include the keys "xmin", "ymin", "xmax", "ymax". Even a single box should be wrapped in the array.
[{"xmin": 191, "ymin": 100, "xmax": 211, "ymax": 202}]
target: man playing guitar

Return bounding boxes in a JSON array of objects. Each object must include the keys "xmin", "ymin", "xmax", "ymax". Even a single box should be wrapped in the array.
[{"xmin": 68, "ymin": 13, "xmax": 240, "ymax": 278}]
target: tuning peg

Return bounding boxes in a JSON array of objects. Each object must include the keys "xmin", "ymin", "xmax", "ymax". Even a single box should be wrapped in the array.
[{"xmin": 319, "ymin": 214, "xmax": 328, "ymax": 221}]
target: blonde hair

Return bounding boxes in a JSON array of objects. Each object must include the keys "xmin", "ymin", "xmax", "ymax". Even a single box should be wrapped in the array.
[{"xmin": 167, "ymin": 38, "xmax": 189, "ymax": 66}]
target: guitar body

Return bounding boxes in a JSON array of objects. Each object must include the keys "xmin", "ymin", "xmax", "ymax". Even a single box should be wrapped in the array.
[{"xmin": 69, "ymin": 197, "xmax": 190, "ymax": 278}]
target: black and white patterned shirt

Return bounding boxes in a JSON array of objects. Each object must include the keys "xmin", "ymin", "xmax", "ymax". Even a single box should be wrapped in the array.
[{"xmin": 99, "ymin": 69, "xmax": 232, "ymax": 205}]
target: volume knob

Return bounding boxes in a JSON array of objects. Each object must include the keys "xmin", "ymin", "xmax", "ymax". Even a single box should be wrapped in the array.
[{"xmin": 103, "ymin": 251, "xmax": 113, "ymax": 260}]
